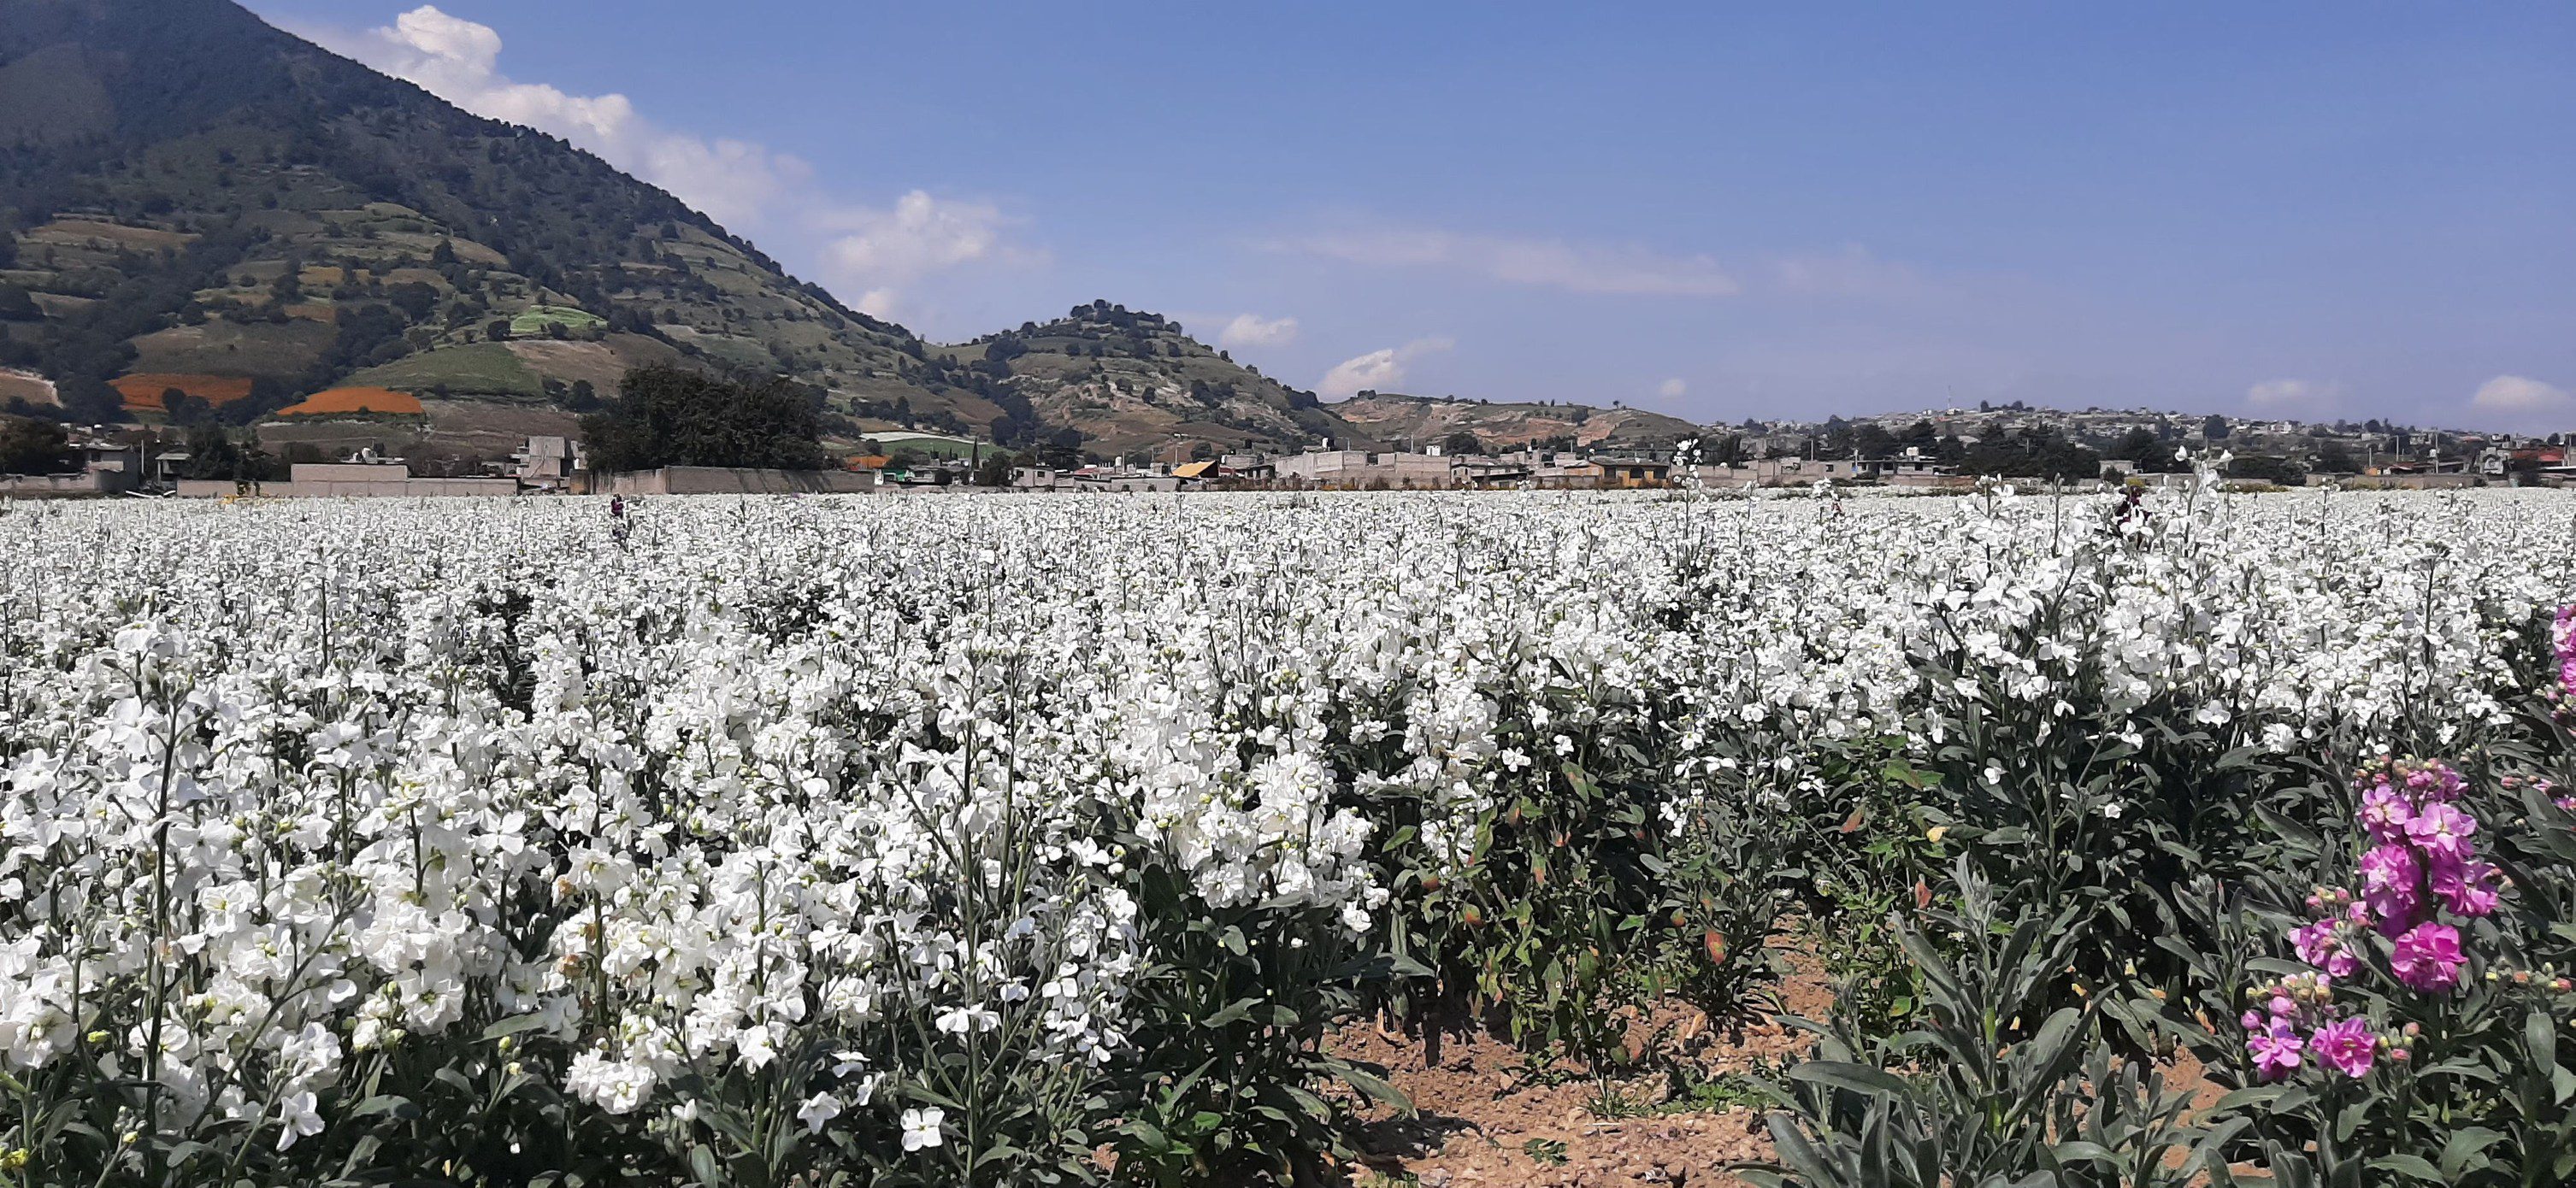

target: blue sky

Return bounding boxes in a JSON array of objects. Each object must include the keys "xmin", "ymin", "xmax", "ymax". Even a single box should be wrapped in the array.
[{"xmin": 247, "ymin": 2, "xmax": 2576, "ymax": 432}]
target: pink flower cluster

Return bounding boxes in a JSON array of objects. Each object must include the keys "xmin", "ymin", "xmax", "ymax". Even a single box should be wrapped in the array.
[
  {"xmin": 2555, "ymin": 605, "xmax": 2576, "ymax": 718},
  {"xmin": 2500, "ymin": 772, "xmax": 2569, "ymax": 817},
  {"xmin": 2240, "ymin": 970, "xmax": 2410, "ymax": 1082},
  {"xmin": 2343, "ymin": 757, "xmax": 2501, "ymax": 991},
  {"xmin": 2251, "ymin": 758, "xmax": 2511, "ymax": 1081}
]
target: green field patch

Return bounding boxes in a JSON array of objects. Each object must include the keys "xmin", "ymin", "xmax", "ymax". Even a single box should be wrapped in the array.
[
  {"xmin": 510, "ymin": 304, "xmax": 606, "ymax": 338},
  {"xmin": 348, "ymin": 343, "xmax": 545, "ymax": 399}
]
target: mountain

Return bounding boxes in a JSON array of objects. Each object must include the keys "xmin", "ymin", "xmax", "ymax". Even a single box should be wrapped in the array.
[
  {"xmin": 0, "ymin": 0, "xmax": 1003, "ymax": 443},
  {"xmin": 1330, "ymin": 391, "xmax": 1701, "ymax": 453},
  {"xmin": 0, "ymin": 0, "xmax": 1698, "ymax": 465},
  {"xmin": 934, "ymin": 302, "xmax": 1365, "ymax": 458}
]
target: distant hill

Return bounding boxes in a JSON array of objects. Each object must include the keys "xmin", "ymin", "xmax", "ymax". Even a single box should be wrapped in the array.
[
  {"xmin": 0, "ymin": 0, "xmax": 989, "ymax": 437},
  {"xmin": 936, "ymin": 302, "xmax": 1365, "ymax": 458},
  {"xmin": 1331, "ymin": 391, "xmax": 1700, "ymax": 452}
]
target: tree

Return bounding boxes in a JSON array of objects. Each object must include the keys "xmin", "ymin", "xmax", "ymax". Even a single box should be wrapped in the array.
[
  {"xmin": 2229, "ymin": 454, "xmax": 2307, "ymax": 485},
  {"xmin": 1441, "ymin": 431, "xmax": 1483, "ymax": 456},
  {"xmin": 60, "ymin": 377, "xmax": 124, "ymax": 425},
  {"xmin": 162, "ymin": 391, "xmax": 210, "ymax": 426},
  {"xmin": 386, "ymin": 281, "xmax": 439, "ymax": 321},
  {"xmin": 2311, "ymin": 442, "xmax": 2361, "ymax": 473},
  {"xmin": 973, "ymin": 450, "xmax": 1018, "ymax": 487},
  {"xmin": 0, "ymin": 285, "xmax": 40, "ymax": 321},
  {"xmin": 2202, "ymin": 414, "xmax": 2231, "ymax": 441},
  {"xmin": 0, "ymin": 416, "xmax": 75, "ymax": 474},
  {"xmin": 579, "ymin": 365, "xmax": 825, "ymax": 473}
]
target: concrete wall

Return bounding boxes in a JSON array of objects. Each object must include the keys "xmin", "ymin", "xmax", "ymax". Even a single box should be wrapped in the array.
[
  {"xmin": 0, "ymin": 471, "xmax": 123, "ymax": 497},
  {"xmin": 2334, "ymin": 473, "xmax": 2479, "ymax": 490},
  {"xmin": 175, "ymin": 477, "xmax": 519, "ymax": 498},
  {"xmin": 291, "ymin": 462, "xmax": 414, "ymax": 483},
  {"xmin": 606, "ymin": 468, "xmax": 880, "ymax": 496}
]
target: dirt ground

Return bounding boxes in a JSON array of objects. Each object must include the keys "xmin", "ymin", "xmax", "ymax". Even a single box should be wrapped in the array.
[
  {"xmin": 1329, "ymin": 970, "xmax": 2234, "ymax": 1188},
  {"xmin": 1333, "ymin": 972, "xmax": 1839, "ymax": 1187}
]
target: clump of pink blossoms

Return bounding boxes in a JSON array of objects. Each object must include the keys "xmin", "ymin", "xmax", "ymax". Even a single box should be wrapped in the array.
[
  {"xmin": 2239, "ymin": 969, "xmax": 2410, "ymax": 1082},
  {"xmin": 2554, "ymin": 605, "xmax": 2576, "ymax": 720},
  {"xmin": 2248, "ymin": 757, "xmax": 2511, "ymax": 1081},
  {"xmin": 2343, "ymin": 756, "xmax": 2501, "ymax": 990}
]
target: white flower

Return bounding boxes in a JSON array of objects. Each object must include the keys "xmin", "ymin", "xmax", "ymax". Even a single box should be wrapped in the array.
[
  {"xmin": 901, "ymin": 1106, "xmax": 946, "ymax": 1151},
  {"xmin": 274, "ymin": 1091, "xmax": 323, "ymax": 1150},
  {"xmin": 796, "ymin": 1092, "xmax": 841, "ymax": 1133}
]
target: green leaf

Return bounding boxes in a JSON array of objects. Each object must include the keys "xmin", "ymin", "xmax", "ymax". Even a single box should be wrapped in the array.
[
  {"xmin": 1788, "ymin": 1061, "xmax": 1914, "ymax": 1100},
  {"xmin": 2255, "ymin": 805, "xmax": 2321, "ymax": 853},
  {"xmin": 2050, "ymin": 1139, "xmax": 2118, "ymax": 1165},
  {"xmin": 1201, "ymin": 997, "xmax": 1259, "ymax": 1027},
  {"xmin": 2209, "ymin": 1085, "xmax": 2288, "ymax": 1115},
  {"xmin": 2437, "ymin": 1126, "xmax": 2504, "ymax": 1179},
  {"xmin": 480, "ymin": 1013, "xmax": 554, "ymax": 1041},
  {"xmin": 2367, "ymin": 1155, "xmax": 2443, "ymax": 1183},
  {"xmin": 346, "ymin": 1094, "xmax": 419, "ymax": 1120},
  {"xmin": 1340, "ymin": 1067, "xmax": 1412, "ymax": 1113}
]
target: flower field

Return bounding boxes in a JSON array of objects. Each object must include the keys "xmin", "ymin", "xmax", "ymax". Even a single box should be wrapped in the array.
[{"xmin": 3, "ymin": 483, "xmax": 2574, "ymax": 1187}]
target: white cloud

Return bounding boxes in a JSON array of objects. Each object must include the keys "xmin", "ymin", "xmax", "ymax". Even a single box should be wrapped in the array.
[
  {"xmin": 2472, "ymin": 374, "xmax": 2568, "ymax": 411},
  {"xmin": 301, "ymin": 7, "xmax": 1028, "ymax": 321},
  {"xmin": 1655, "ymin": 378, "xmax": 1688, "ymax": 400},
  {"xmin": 1319, "ymin": 338, "xmax": 1453, "ymax": 399},
  {"xmin": 1218, "ymin": 314, "xmax": 1300, "ymax": 349},
  {"xmin": 1274, "ymin": 226, "xmax": 1737, "ymax": 297},
  {"xmin": 2470, "ymin": 374, "xmax": 2573, "ymax": 430},
  {"xmin": 2245, "ymin": 378, "xmax": 2343, "ymax": 409},
  {"xmin": 816, "ymin": 191, "xmax": 1017, "ymax": 319},
  {"xmin": 1770, "ymin": 244, "xmax": 1934, "ymax": 301}
]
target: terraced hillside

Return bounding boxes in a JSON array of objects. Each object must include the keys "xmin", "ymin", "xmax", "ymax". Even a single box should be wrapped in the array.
[
  {"xmin": 1331, "ymin": 391, "xmax": 1701, "ymax": 452},
  {"xmin": 938, "ymin": 301, "xmax": 1368, "ymax": 457},
  {"xmin": 0, "ymin": 0, "xmax": 990, "ymax": 432}
]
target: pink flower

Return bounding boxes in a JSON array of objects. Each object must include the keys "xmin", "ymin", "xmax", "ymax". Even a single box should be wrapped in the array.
[
  {"xmin": 2357, "ymin": 788, "xmax": 2414, "ymax": 844},
  {"xmin": 2309, "ymin": 1016, "xmax": 2375, "ymax": 1079},
  {"xmin": 2430, "ymin": 860, "xmax": 2501, "ymax": 917},
  {"xmin": 2360, "ymin": 843, "xmax": 2424, "ymax": 936},
  {"xmin": 2389, "ymin": 922, "xmax": 2467, "ymax": 993},
  {"xmin": 2290, "ymin": 920, "xmax": 2359, "ymax": 978},
  {"xmin": 2248, "ymin": 1021, "xmax": 2306, "ymax": 1081},
  {"xmin": 2405, "ymin": 803, "xmax": 2477, "ymax": 864}
]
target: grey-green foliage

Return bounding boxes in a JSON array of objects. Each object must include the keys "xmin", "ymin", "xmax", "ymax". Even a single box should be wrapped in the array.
[{"xmin": 1744, "ymin": 859, "xmax": 2226, "ymax": 1188}]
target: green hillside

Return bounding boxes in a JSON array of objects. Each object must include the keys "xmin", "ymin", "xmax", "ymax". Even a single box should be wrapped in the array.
[
  {"xmin": 0, "ymin": 0, "xmax": 1395, "ymax": 462},
  {"xmin": 0, "ymin": 0, "xmax": 979, "ymax": 427}
]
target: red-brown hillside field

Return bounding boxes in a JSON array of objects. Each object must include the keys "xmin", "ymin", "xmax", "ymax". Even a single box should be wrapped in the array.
[
  {"xmin": 112, "ymin": 373, "xmax": 254, "ymax": 413},
  {"xmin": 273, "ymin": 386, "xmax": 425, "ymax": 416}
]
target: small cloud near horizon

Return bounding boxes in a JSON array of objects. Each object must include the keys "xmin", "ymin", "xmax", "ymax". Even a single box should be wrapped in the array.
[
  {"xmin": 1219, "ymin": 314, "xmax": 1300, "ymax": 349},
  {"xmin": 2469, "ymin": 374, "xmax": 2572, "ymax": 432},
  {"xmin": 1656, "ymin": 378, "xmax": 1688, "ymax": 400},
  {"xmin": 2245, "ymin": 378, "xmax": 2343, "ymax": 410},
  {"xmin": 1319, "ymin": 338, "xmax": 1454, "ymax": 399}
]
